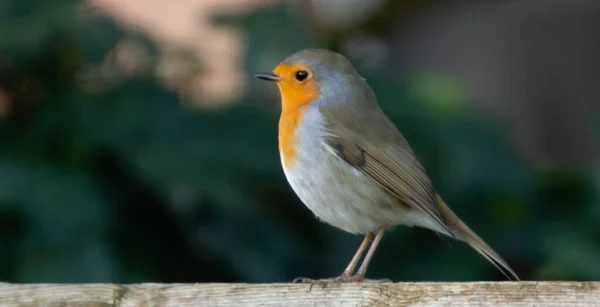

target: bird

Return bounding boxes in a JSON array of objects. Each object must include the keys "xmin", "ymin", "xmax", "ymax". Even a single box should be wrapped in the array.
[{"xmin": 255, "ymin": 48, "xmax": 519, "ymax": 283}]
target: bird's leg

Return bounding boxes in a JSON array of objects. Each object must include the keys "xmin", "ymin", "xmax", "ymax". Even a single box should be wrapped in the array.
[
  {"xmin": 347, "ymin": 227, "xmax": 391, "ymax": 283},
  {"xmin": 292, "ymin": 232, "xmax": 374, "ymax": 284},
  {"xmin": 337, "ymin": 232, "xmax": 375, "ymax": 279}
]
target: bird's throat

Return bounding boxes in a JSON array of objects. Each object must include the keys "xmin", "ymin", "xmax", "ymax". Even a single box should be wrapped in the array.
[
  {"xmin": 275, "ymin": 79, "xmax": 319, "ymax": 169},
  {"xmin": 278, "ymin": 107, "xmax": 306, "ymax": 169}
]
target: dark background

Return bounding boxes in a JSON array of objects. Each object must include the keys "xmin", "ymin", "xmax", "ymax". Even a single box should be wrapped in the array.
[{"xmin": 1, "ymin": 0, "xmax": 599, "ymax": 283}]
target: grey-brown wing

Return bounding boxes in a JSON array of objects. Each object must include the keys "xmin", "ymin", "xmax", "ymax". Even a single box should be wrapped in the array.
[{"xmin": 323, "ymin": 120, "xmax": 453, "ymax": 236}]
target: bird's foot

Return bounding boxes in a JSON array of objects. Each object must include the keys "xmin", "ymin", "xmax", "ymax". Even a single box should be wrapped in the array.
[
  {"xmin": 334, "ymin": 274, "xmax": 392, "ymax": 283},
  {"xmin": 292, "ymin": 277, "xmax": 317, "ymax": 284},
  {"xmin": 361, "ymin": 278, "xmax": 392, "ymax": 283},
  {"xmin": 292, "ymin": 273, "xmax": 352, "ymax": 284},
  {"xmin": 292, "ymin": 274, "xmax": 392, "ymax": 285}
]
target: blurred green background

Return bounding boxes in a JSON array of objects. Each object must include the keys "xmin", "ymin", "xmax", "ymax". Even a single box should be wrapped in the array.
[{"xmin": 1, "ymin": 0, "xmax": 599, "ymax": 283}]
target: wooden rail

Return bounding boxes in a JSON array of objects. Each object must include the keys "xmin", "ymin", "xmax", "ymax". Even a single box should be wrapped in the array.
[{"xmin": 0, "ymin": 282, "xmax": 598, "ymax": 306}]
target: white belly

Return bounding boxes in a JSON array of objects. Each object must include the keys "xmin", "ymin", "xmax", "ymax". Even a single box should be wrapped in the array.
[{"xmin": 279, "ymin": 109, "xmax": 418, "ymax": 234}]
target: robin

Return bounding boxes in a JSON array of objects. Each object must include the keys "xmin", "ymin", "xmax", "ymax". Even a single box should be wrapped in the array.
[{"xmin": 255, "ymin": 49, "xmax": 519, "ymax": 283}]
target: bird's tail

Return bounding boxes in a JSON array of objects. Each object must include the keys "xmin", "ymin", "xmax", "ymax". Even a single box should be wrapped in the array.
[{"xmin": 436, "ymin": 195, "xmax": 520, "ymax": 281}]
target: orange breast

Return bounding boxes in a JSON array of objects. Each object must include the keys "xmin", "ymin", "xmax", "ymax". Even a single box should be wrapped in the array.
[
  {"xmin": 278, "ymin": 108, "xmax": 305, "ymax": 168},
  {"xmin": 274, "ymin": 63, "xmax": 320, "ymax": 168}
]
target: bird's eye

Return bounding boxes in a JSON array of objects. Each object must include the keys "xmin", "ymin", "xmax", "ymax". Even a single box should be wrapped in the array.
[{"xmin": 295, "ymin": 70, "xmax": 309, "ymax": 82}]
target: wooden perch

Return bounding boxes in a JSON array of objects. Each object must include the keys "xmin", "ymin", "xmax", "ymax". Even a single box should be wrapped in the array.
[{"xmin": 0, "ymin": 282, "xmax": 598, "ymax": 306}]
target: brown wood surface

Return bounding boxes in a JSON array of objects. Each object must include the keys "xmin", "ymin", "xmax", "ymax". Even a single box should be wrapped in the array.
[{"xmin": 0, "ymin": 282, "xmax": 598, "ymax": 306}]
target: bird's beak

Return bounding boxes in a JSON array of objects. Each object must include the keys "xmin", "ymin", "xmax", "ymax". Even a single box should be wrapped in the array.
[{"xmin": 254, "ymin": 72, "xmax": 281, "ymax": 82}]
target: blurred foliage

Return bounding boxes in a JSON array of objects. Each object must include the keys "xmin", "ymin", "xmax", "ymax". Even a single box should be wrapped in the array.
[{"xmin": 0, "ymin": 0, "xmax": 599, "ymax": 285}]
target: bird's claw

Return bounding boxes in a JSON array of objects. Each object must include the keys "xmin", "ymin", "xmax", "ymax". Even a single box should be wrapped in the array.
[
  {"xmin": 292, "ymin": 277, "xmax": 315, "ymax": 284},
  {"xmin": 292, "ymin": 275, "xmax": 353, "ymax": 285},
  {"xmin": 334, "ymin": 275, "xmax": 391, "ymax": 283},
  {"xmin": 292, "ymin": 274, "xmax": 392, "ymax": 290},
  {"xmin": 363, "ymin": 278, "xmax": 392, "ymax": 283}
]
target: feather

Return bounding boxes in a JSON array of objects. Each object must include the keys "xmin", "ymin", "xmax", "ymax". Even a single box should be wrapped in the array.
[{"xmin": 320, "ymin": 102, "xmax": 519, "ymax": 280}]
